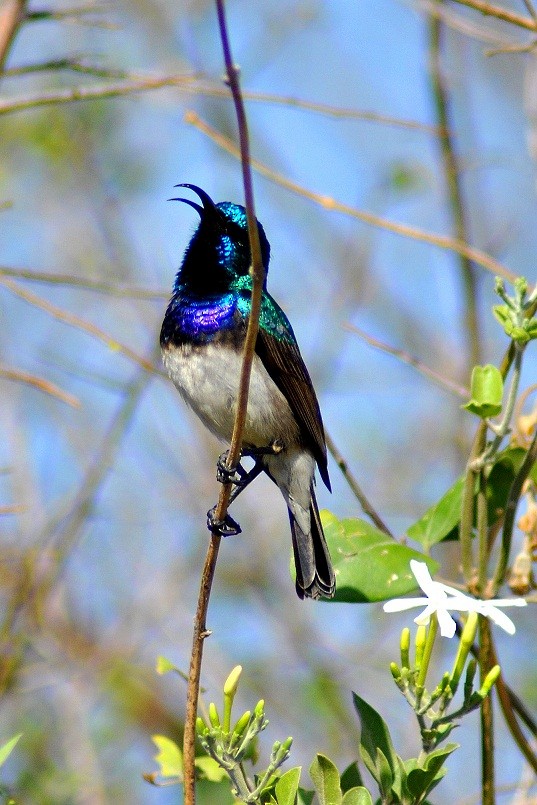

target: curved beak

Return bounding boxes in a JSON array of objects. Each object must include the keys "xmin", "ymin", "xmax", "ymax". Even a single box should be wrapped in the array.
[{"xmin": 168, "ymin": 184, "xmax": 218, "ymax": 218}]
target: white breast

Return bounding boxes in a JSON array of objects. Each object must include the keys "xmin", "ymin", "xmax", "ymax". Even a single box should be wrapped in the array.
[{"xmin": 162, "ymin": 342, "xmax": 300, "ymax": 448}]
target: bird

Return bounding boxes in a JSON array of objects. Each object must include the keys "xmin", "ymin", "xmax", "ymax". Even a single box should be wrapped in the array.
[{"xmin": 160, "ymin": 184, "xmax": 335, "ymax": 600}]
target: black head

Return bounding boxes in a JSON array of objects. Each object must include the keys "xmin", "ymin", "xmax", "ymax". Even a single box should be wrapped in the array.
[{"xmin": 171, "ymin": 184, "xmax": 271, "ymax": 293}]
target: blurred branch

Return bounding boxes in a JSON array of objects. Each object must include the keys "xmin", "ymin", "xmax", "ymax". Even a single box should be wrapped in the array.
[
  {"xmin": 429, "ymin": 2, "xmax": 482, "ymax": 369},
  {"xmin": 0, "ymin": 358, "xmax": 154, "ymax": 649},
  {"xmin": 344, "ymin": 322, "xmax": 469, "ymax": 398},
  {"xmin": 0, "ymin": 274, "xmax": 161, "ymax": 374},
  {"xmin": 0, "ymin": 265, "xmax": 167, "ymax": 298},
  {"xmin": 0, "ymin": 0, "xmax": 28, "ymax": 71},
  {"xmin": 0, "ymin": 68, "xmax": 438, "ymax": 134},
  {"xmin": 0, "ymin": 364, "xmax": 80, "ymax": 407},
  {"xmin": 186, "ymin": 111, "xmax": 517, "ymax": 284},
  {"xmin": 324, "ymin": 431, "xmax": 393, "ymax": 536},
  {"xmin": 448, "ymin": 0, "xmax": 537, "ymax": 30}
]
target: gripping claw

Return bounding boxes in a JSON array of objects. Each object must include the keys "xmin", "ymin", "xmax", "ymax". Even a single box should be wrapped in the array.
[{"xmin": 207, "ymin": 506, "xmax": 242, "ymax": 537}]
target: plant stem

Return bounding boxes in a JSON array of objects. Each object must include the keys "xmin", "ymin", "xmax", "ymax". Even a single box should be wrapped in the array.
[
  {"xmin": 479, "ymin": 617, "xmax": 495, "ymax": 805},
  {"xmin": 429, "ymin": 1, "xmax": 482, "ymax": 372},
  {"xmin": 182, "ymin": 2, "xmax": 265, "ymax": 802}
]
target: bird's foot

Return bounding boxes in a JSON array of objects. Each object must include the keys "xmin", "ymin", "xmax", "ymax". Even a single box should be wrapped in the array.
[
  {"xmin": 207, "ymin": 506, "xmax": 242, "ymax": 537},
  {"xmin": 243, "ymin": 439, "xmax": 284, "ymax": 458},
  {"xmin": 216, "ymin": 451, "xmax": 247, "ymax": 485}
]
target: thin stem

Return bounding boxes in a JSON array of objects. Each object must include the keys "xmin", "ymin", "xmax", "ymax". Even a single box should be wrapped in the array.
[
  {"xmin": 0, "ymin": 0, "xmax": 27, "ymax": 72},
  {"xmin": 449, "ymin": 0, "xmax": 537, "ymax": 31},
  {"xmin": 182, "ymin": 3, "xmax": 265, "ymax": 803},
  {"xmin": 491, "ymin": 427, "xmax": 537, "ymax": 594},
  {"xmin": 460, "ymin": 422, "xmax": 487, "ymax": 585},
  {"xmin": 479, "ymin": 617, "xmax": 495, "ymax": 805},
  {"xmin": 490, "ymin": 640, "xmax": 537, "ymax": 773},
  {"xmin": 429, "ymin": 2, "xmax": 481, "ymax": 371},
  {"xmin": 476, "ymin": 468, "xmax": 489, "ymax": 594},
  {"xmin": 324, "ymin": 431, "xmax": 393, "ymax": 537}
]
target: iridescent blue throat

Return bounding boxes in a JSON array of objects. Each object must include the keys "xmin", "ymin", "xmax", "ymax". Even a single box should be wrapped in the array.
[{"xmin": 171, "ymin": 293, "xmax": 236, "ymax": 339}]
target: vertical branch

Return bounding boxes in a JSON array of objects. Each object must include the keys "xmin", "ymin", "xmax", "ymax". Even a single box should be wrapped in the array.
[
  {"xmin": 479, "ymin": 617, "xmax": 495, "ymax": 805},
  {"xmin": 0, "ymin": 0, "xmax": 27, "ymax": 72},
  {"xmin": 429, "ymin": 2, "xmax": 482, "ymax": 372},
  {"xmin": 182, "ymin": 2, "xmax": 266, "ymax": 803}
]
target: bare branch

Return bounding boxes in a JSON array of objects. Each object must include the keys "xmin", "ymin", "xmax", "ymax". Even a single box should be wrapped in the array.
[{"xmin": 185, "ymin": 110, "xmax": 518, "ymax": 284}]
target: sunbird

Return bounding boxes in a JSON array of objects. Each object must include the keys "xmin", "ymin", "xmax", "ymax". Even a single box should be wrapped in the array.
[{"xmin": 160, "ymin": 185, "xmax": 335, "ymax": 599}]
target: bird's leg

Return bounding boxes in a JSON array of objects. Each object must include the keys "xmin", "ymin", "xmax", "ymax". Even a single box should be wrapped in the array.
[
  {"xmin": 215, "ymin": 439, "xmax": 283, "ymax": 485},
  {"xmin": 208, "ymin": 442, "xmax": 282, "ymax": 538}
]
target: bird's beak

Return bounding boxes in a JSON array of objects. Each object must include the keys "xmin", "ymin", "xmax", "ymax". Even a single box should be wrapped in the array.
[{"xmin": 168, "ymin": 184, "xmax": 218, "ymax": 218}]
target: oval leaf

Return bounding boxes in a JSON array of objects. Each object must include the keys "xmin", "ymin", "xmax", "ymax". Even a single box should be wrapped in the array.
[
  {"xmin": 151, "ymin": 734, "xmax": 183, "ymax": 778},
  {"xmin": 309, "ymin": 754, "xmax": 342, "ymax": 805},
  {"xmin": 322, "ymin": 512, "xmax": 438, "ymax": 602},
  {"xmin": 342, "ymin": 788, "xmax": 374, "ymax": 805},
  {"xmin": 275, "ymin": 766, "xmax": 302, "ymax": 805},
  {"xmin": 406, "ymin": 476, "xmax": 464, "ymax": 549}
]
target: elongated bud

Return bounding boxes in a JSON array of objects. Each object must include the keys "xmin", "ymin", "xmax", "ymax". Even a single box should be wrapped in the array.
[
  {"xmin": 224, "ymin": 665, "xmax": 243, "ymax": 697},
  {"xmin": 464, "ymin": 658, "xmax": 478, "ymax": 702},
  {"xmin": 223, "ymin": 665, "xmax": 243, "ymax": 733},
  {"xmin": 390, "ymin": 662, "xmax": 401, "ymax": 681},
  {"xmin": 209, "ymin": 702, "xmax": 221, "ymax": 728},
  {"xmin": 450, "ymin": 612, "xmax": 478, "ymax": 694},
  {"xmin": 478, "ymin": 665, "xmax": 501, "ymax": 699},
  {"xmin": 196, "ymin": 717, "xmax": 206, "ymax": 734},
  {"xmin": 415, "ymin": 624, "xmax": 427, "ymax": 670},
  {"xmin": 232, "ymin": 710, "xmax": 251, "ymax": 737},
  {"xmin": 254, "ymin": 699, "xmax": 265, "ymax": 718},
  {"xmin": 400, "ymin": 628, "xmax": 410, "ymax": 670},
  {"xmin": 282, "ymin": 737, "xmax": 293, "ymax": 752}
]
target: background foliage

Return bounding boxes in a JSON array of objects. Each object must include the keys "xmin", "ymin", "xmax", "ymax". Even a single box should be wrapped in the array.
[{"xmin": 1, "ymin": 0, "xmax": 536, "ymax": 802}]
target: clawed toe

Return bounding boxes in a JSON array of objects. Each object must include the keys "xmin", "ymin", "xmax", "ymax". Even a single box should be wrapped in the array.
[
  {"xmin": 207, "ymin": 506, "xmax": 242, "ymax": 537},
  {"xmin": 216, "ymin": 451, "xmax": 245, "ymax": 485}
]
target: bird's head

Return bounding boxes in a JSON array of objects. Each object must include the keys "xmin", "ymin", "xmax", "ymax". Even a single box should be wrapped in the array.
[{"xmin": 171, "ymin": 184, "xmax": 270, "ymax": 294}]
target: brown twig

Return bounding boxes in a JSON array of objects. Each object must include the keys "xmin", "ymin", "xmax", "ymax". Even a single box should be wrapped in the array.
[
  {"xmin": 185, "ymin": 111, "xmax": 516, "ymax": 284},
  {"xmin": 0, "ymin": 0, "xmax": 27, "ymax": 72},
  {"xmin": 479, "ymin": 616, "xmax": 495, "ymax": 805},
  {"xmin": 344, "ymin": 322, "xmax": 469, "ymax": 398},
  {"xmin": 0, "ymin": 66, "xmax": 437, "ymax": 134},
  {"xmin": 429, "ymin": 2, "xmax": 482, "ymax": 370},
  {"xmin": 324, "ymin": 431, "xmax": 393, "ymax": 537},
  {"xmin": 0, "ymin": 265, "xmax": 167, "ymax": 298},
  {"xmin": 0, "ymin": 274, "xmax": 160, "ymax": 374},
  {"xmin": 182, "ymin": 2, "xmax": 265, "ymax": 803},
  {"xmin": 448, "ymin": 0, "xmax": 537, "ymax": 30},
  {"xmin": 0, "ymin": 364, "xmax": 80, "ymax": 407}
]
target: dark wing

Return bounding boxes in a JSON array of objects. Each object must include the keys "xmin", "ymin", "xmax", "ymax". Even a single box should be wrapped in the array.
[{"xmin": 255, "ymin": 309, "xmax": 330, "ymax": 491}]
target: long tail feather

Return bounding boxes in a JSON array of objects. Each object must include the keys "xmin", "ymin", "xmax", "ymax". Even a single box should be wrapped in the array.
[{"xmin": 290, "ymin": 489, "xmax": 335, "ymax": 600}]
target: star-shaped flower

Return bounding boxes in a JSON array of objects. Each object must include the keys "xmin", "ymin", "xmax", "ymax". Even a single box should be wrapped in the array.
[{"xmin": 383, "ymin": 560, "xmax": 527, "ymax": 637}]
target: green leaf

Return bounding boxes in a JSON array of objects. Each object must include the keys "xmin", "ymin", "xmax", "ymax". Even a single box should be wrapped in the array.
[
  {"xmin": 0, "ymin": 733, "xmax": 22, "ymax": 768},
  {"xmin": 340, "ymin": 762, "xmax": 363, "ymax": 793},
  {"xmin": 352, "ymin": 693, "xmax": 399, "ymax": 791},
  {"xmin": 321, "ymin": 512, "xmax": 438, "ymax": 603},
  {"xmin": 156, "ymin": 655, "xmax": 177, "ymax": 675},
  {"xmin": 309, "ymin": 754, "xmax": 342, "ymax": 805},
  {"xmin": 375, "ymin": 748, "xmax": 394, "ymax": 799},
  {"xmin": 151, "ymin": 734, "xmax": 183, "ymax": 778},
  {"xmin": 275, "ymin": 766, "xmax": 302, "ymax": 804},
  {"xmin": 341, "ymin": 788, "xmax": 374, "ymax": 805},
  {"xmin": 463, "ymin": 364, "xmax": 503, "ymax": 418},
  {"xmin": 406, "ymin": 744, "xmax": 458, "ymax": 800},
  {"xmin": 406, "ymin": 476, "xmax": 465, "ymax": 549},
  {"xmin": 297, "ymin": 788, "xmax": 315, "ymax": 805},
  {"xmin": 195, "ymin": 756, "xmax": 228, "ymax": 783}
]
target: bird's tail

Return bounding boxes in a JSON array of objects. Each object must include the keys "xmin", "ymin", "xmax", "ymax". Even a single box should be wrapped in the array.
[{"xmin": 289, "ymin": 490, "xmax": 336, "ymax": 600}]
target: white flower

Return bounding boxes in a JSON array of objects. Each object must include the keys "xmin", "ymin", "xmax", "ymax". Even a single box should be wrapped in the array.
[{"xmin": 383, "ymin": 560, "xmax": 527, "ymax": 638}]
